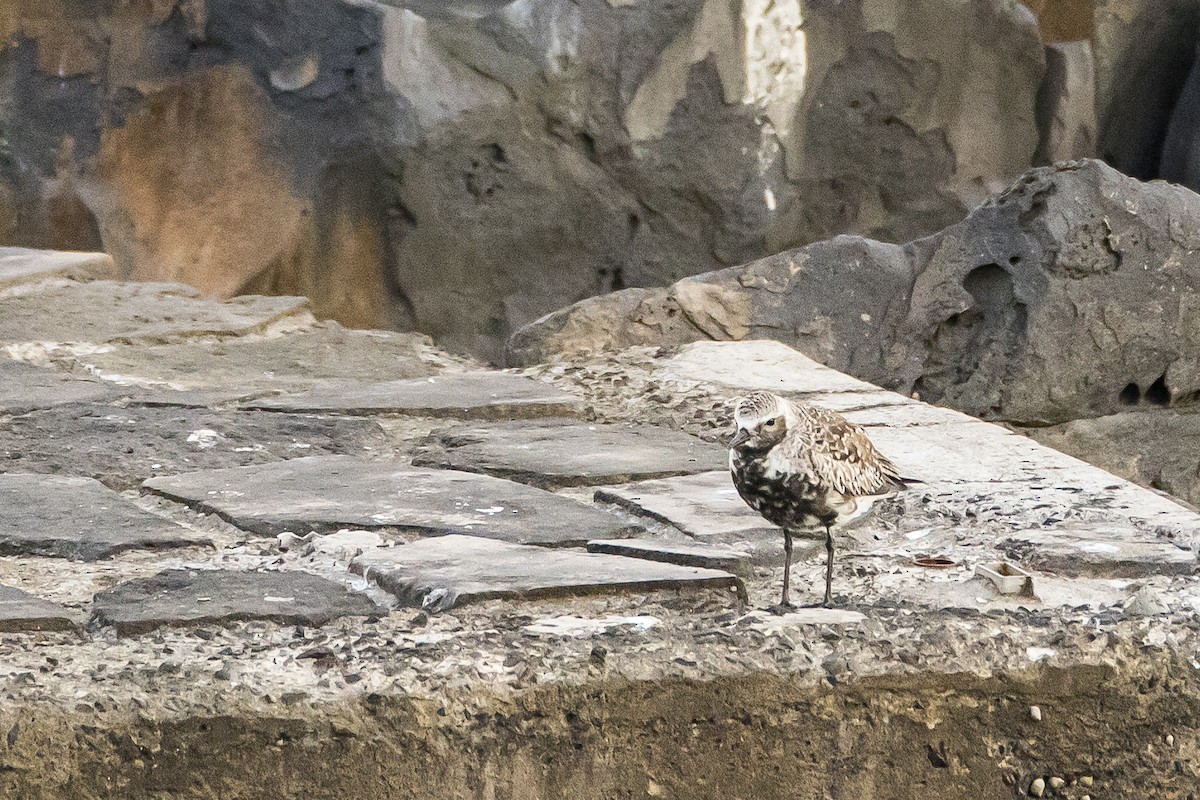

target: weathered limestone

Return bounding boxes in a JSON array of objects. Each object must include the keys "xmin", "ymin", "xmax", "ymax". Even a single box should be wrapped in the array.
[
  {"xmin": 0, "ymin": 360, "xmax": 125, "ymax": 415},
  {"xmin": 91, "ymin": 569, "xmax": 381, "ymax": 634},
  {"xmin": 0, "ymin": 247, "xmax": 113, "ymax": 290},
  {"xmin": 0, "ymin": 281, "xmax": 309, "ymax": 347},
  {"xmin": 143, "ymin": 456, "xmax": 637, "ymax": 545},
  {"xmin": 0, "ymin": 473, "xmax": 208, "ymax": 560},
  {"xmin": 351, "ymin": 534, "xmax": 745, "ymax": 611},
  {"xmin": 412, "ymin": 420, "xmax": 726, "ymax": 488},
  {"xmin": 0, "ymin": 405, "xmax": 392, "ymax": 491},
  {"xmin": 0, "ymin": 584, "xmax": 78, "ymax": 632},
  {"xmin": 244, "ymin": 372, "xmax": 582, "ymax": 419}
]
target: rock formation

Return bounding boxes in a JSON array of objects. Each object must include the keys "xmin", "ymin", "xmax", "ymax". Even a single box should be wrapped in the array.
[
  {"xmin": 0, "ymin": 0, "xmax": 1046, "ymax": 359},
  {"xmin": 511, "ymin": 159, "xmax": 1200, "ymax": 425}
]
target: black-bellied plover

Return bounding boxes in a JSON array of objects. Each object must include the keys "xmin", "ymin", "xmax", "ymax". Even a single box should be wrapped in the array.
[{"xmin": 729, "ymin": 391, "xmax": 913, "ymax": 610}]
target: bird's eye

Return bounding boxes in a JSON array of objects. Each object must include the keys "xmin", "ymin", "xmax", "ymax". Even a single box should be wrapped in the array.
[{"xmin": 763, "ymin": 418, "xmax": 777, "ymax": 428}]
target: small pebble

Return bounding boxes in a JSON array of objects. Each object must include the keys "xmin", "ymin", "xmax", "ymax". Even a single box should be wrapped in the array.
[
  {"xmin": 1166, "ymin": 733, "xmax": 1175, "ymax": 746},
  {"xmin": 1079, "ymin": 775, "xmax": 1093, "ymax": 787},
  {"xmin": 1029, "ymin": 705, "xmax": 1042, "ymax": 722},
  {"xmin": 1049, "ymin": 777, "xmax": 1065, "ymax": 790},
  {"xmin": 1028, "ymin": 777, "xmax": 1045, "ymax": 797}
]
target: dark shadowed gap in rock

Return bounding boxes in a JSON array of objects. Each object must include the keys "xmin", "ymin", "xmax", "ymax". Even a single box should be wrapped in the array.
[
  {"xmin": 1119, "ymin": 382, "xmax": 1141, "ymax": 405},
  {"xmin": 910, "ymin": 264, "xmax": 1026, "ymax": 413},
  {"xmin": 1100, "ymin": 9, "xmax": 1200, "ymax": 185},
  {"xmin": 1146, "ymin": 373, "xmax": 1171, "ymax": 406}
]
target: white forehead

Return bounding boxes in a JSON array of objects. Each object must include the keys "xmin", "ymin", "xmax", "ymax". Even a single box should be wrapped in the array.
[{"xmin": 734, "ymin": 398, "xmax": 780, "ymax": 427}]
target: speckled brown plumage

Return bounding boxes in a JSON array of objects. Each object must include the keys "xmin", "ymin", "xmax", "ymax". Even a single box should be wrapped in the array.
[{"xmin": 729, "ymin": 391, "xmax": 912, "ymax": 609}]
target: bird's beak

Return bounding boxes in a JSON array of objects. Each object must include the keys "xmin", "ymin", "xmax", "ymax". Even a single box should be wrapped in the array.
[{"xmin": 730, "ymin": 428, "xmax": 750, "ymax": 448}]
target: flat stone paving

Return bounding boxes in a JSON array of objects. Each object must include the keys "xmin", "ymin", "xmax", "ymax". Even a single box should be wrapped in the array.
[
  {"xmin": 412, "ymin": 419, "xmax": 726, "ymax": 488},
  {"xmin": 144, "ymin": 455, "xmax": 638, "ymax": 545},
  {"xmin": 0, "ymin": 247, "xmax": 112, "ymax": 290},
  {"xmin": 595, "ymin": 470, "xmax": 780, "ymax": 542},
  {"xmin": 0, "ymin": 584, "xmax": 78, "ymax": 632},
  {"xmin": 244, "ymin": 371, "xmax": 582, "ymax": 419},
  {"xmin": 0, "ymin": 360, "xmax": 126, "ymax": 414},
  {"xmin": 0, "ymin": 270, "xmax": 1199, "ymax": 798},
  {"xmin": 0, "ymin": 281, "xmax": 309, "ymax": 346},
  {"xmin": 999, "ymin": 524, "xmax": 1196, "ymax": 577},
  {"xmin": 91, "ymin": 569, "xmax": 381, "ymax": 634},
  {"xmin": 0, "ymin": 473, "xmax": 209, "ymax": 560},
  {"xmin": 350, "ymin": 534, "xmax": 745, "ymax": 611},
  {"xmin": 58, "ymin": 322, "xmax": 450, "ymax": 396},
  {"xmin": 0, "ymin": 404, "xmax": 392, "ymax": 490}
]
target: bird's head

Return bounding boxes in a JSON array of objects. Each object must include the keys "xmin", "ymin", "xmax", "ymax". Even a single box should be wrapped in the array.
[{"xmin": 730, "ymin": 391, "xmax": 789, "ymax": 451}]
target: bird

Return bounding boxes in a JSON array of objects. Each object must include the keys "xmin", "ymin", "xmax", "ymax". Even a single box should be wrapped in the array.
[{"xmin": 728, "ymin": 390, "xmax": 915, "ymax": 611}]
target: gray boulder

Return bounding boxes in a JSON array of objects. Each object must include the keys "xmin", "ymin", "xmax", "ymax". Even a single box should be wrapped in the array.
[{"xmin": 511, "ymin": 159, "xmax": 1200, "ymax": 426}]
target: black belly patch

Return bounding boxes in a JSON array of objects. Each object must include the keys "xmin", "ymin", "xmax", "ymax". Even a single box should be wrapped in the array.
[{"xmin": 730, "ymin": 451, "xmax": 837, "ymax": 530}]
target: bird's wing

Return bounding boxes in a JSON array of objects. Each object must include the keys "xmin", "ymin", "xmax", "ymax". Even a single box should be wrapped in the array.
[{"xmin": 789, "ymin": 402, "xmax": 906, "ymax": 496}]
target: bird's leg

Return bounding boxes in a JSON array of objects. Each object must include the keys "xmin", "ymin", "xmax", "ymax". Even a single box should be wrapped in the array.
[
  {"xmin": 801, "ymin": 522, "xmax": 837, "ymax": 609},
  {"xmin": 822, "ymin": 522, "xmax": 835, "ymax": 608},
  {"xmin": 769, "ymin": 528, "xmax": 797, "ymax": 614}
]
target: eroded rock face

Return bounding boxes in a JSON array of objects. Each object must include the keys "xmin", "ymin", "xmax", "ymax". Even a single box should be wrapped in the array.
[
  {"xmin": 511, "ymin": 159, "xmax": 1200, "ymax": 426},
  {"xmin": 0, "ymin": 0, "xmax": 1044, "ymax": 359}
]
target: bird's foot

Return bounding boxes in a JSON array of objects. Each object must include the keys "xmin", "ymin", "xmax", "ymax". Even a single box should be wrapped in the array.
[
  {"xmin": 766, "ymin": 601, "xmax": 798, "ymax": 615},
  {"xmin": 798, "ymin": 600, "xmax": 835, "ymax": 610}
]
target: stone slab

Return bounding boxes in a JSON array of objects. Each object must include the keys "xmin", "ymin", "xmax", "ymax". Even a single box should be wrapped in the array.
[
  {"xmin": 351, "ymin": 534, "xmax": 745, "ymax": 611},
  {"xmin": 143, "ymin": 456, "xmax": 637, "ymax": 545},
  {"xmin": 999, "ymin": 525, "xmax": 1196, "ymax": 578},
  {"xmin": 0, "ymin": 473, "xmax": 210, "ymax": 560},
  {"xmin": 0, "ymin": 584, "xmax": 78, "ymax": 632},
  {"xmin": 0, "ymin": 404, "xmax": 390, "ymax": 491},
  {"xmin": 243, "ymin": 372, "xmax": 582, "ymax": 419},
  {"xmin": 90, "ymin": 569, "xmax": 381, "ymax": 635},
  {"xmin": 0, "ymin": 248, "xmax": 113, "ymax": 290},
  {"xmin": 0, "ymin": 360, "xmax": 126, "ymax": 415},
  {"xmin": 586, "ymin": 538, "xmax": 752, "ymax": 577},
  {"xmin": 0, "ymin": 281, "xmax": 308, "ymax": 346},
  {"xmin": 412, "ymin": 420, "xmax": 726, "ymax": 488},
  {"xmin": 595, "ymin": 471, "xmax": 781, "ymax": 542},
  {"xmin": 662, "ymin": 340, "xmax": 879, "ymax": 394},
  {"xmin": 64, "ymin": 323, "xmax": 445, "ymax": 396}
]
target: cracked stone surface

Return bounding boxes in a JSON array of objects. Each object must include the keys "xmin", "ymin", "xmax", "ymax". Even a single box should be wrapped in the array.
[
  {"xmin": 91, "ymin": 569, "xmax": 381, "ymax": 635},
  {"xmin": 0, "ymin": 360, "xmax": 126, "ymax": 415},
  {"xmin": 0, "ymin": 474, "xmax": 209, "ymax": 560},
  {"xmin": 244, "ymin": 372, "xmax": 583, "ymax": 419},
  {"xmin": 144, "ymin": 456, "xmax": 638, "ymax": 545},
  {"xmin": 0, "ymin": 404, "xmax": 392, "ymax": 491},
  {"xmin": 0, "ymin": 281, "xmax": 309, "ymax": 347},
  {"xmin": 350, "ymin": 534, "xmax": 745, "ymax": 611},
  {"xmin": 0, "ymin": 584, "xmax": 78, "ymax": 632},
  {"xmin": 412, "ymin": 419, "xmax": 726, "ymax": 488},
  {"xmin": 0, "ymin": 247, "xmax": 113, "ymax": 290}
]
